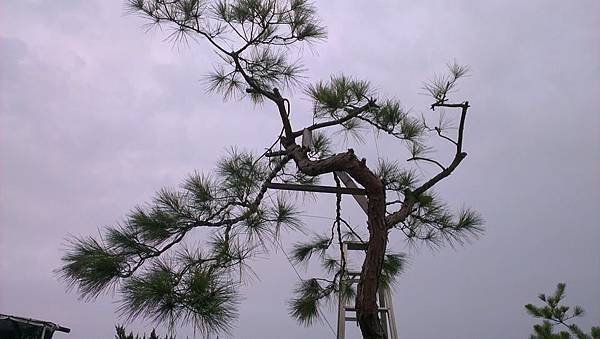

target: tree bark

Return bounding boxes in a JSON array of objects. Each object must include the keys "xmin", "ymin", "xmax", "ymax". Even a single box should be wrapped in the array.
[
  {"xmin": 281, "ymin": 142, "xmax": 388, "ymax": 339},
  {"xmin": 270, "ymin": 87, "xmax": 403, "ymax": 338},
  {"xmin": 355, "ymin": 180, "xmax": 388, "ymax": 339}
]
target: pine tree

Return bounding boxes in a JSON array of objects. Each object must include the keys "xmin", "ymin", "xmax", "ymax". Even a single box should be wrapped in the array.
[
  {"xmin": 115, "ymin": 325, "xmax": 139, "ymax": 339},
  {"xmin": 525, "ymin": 283, "xmax": 600, "ymax": 339},
  {"xmin": 59, "ymin": 1, "xmax": 483, "ymax": 338},
  {"xmin": 115, "ymin": 325, "xmax": 175, "ymax": 339}
]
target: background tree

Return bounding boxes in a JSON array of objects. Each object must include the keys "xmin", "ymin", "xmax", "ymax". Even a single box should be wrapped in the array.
[
  {"xmin": 58, "ymin": 1, "xmax": 483, "ymax": 338},
  {"xmin": 115, "ymin": 324, "xmax": 175, "ymax": 339},
  {"xmin": 525, "ymin": 283, "xmax": 600, "ymax": 339}
]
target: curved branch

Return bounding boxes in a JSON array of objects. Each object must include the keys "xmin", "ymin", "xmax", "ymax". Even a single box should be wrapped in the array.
[
  {"xmin": 407, "ymin": 157, "xmax": 446, "ymax": 171},
  {"xmin": 414, "ymin": 101, "xmax": 469, "ymax": 195},
  {"xmin": 290, "ymin": 102, "xmax": 374, "ymax": 138},
  {"xmin": 386, "ymin": 101, "xmax": 470, "ymax": 228}
]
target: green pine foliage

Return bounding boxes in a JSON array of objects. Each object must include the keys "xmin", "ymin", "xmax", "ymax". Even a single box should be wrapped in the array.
[
  {"xmin": 288, "ymin": 278, "xmax": 329, "ymax": 326},
  {"xmin": 59, "ymin": 149, "xmax": 299, "ymax": 334},
  {"xmin": 290, "ymin": 235, "xmax": 331, "ymax": 264},
  {"xmin": 401, "ymin": 193, "xmax": 483, "ymax": 248},
  {"xmin": 127, "ymin": 0, "xmax": 325, "ymax": 101},
  {"xmin": 379, "ymin": 253, "xmax": 407, "ymax": 289},
  {"xmin": 59, "ymin": 0, "xmax": 484, "ymax": 335},
  {"xmin": 525, "ymin": 283, "xmax": 600, "ymax": 339},
  {"xmin": 287, "ymin": 232, "xmax": 407, "ymax": 325},
  {"xmin": 307, "ymin": 76, "xmax": 425, "ymax": 144},
  {"xmin": 423, "ymin": 61, "xmax": 470, "ymax": 105},
  {"xmin": 115, "ymin": 325, "xmax": 175, "ymax": 339},
  {"xmin": 307, "ymin": 75, "xmax": 372, "ymax": 118}
]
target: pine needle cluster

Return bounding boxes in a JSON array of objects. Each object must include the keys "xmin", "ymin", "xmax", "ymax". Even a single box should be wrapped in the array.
[{"xmin": 525, "ymin": 283, "xmax": 600, "ymax": 339}]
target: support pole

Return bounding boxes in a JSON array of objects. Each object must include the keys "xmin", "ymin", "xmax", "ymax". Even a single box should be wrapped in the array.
[
  {"xmin": 265, "ymin": 183, "xmax": 366, "ymax": 195},
  {"xmin": 334, "ymin": 171, "xmax": 368, "ymax": 214}
]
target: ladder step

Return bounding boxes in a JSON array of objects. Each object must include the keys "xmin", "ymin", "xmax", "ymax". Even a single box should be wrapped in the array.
[{"xmin": 345, "ymin": 241, "xmax": 367, "ymax": 250}]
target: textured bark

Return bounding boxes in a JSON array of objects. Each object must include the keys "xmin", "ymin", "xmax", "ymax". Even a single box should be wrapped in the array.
[
  {"xmin": 282, "ymin": 142, "xmax": 388, "ymax": 338},
  {"xmin": 355, "ymin": 181, "xmax": 387, "ymax": 339}
]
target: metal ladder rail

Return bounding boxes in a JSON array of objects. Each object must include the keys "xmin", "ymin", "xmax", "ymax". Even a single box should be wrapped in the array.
[{"xmin": 336, "ymin": 241, "xmax": 398, "ymax": 339}]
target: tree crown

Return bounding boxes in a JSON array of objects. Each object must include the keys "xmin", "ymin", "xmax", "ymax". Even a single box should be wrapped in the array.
[{"xmin": 59, "ymin": 0, "xmax": 483, "ymax": 336}]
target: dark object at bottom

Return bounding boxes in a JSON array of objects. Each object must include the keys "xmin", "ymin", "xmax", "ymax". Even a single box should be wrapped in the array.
[{"xmin": 0, "ymin": 314, "xmax": 70, "ymax": 339}]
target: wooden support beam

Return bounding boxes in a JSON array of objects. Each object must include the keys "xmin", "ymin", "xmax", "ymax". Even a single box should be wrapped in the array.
[
  {"xmin": 345, "ymin": 241, "xmax": 368, "ymax": 251},
  {"xmin": 302, "ymin": 128, "xmax": 313, "ymax": 150},
  {"xmin": 264, "ymin": 150, "xmax": 287, "ymax": 157},
  {"xmin": 266, "ymin": 183, "xmax": 366, "ymax": 195},
  {"xmin": 335, "ymin": 171, "xmax": 369, "ymax": 214},
  {"xmin": 289, "ymin": 126, "xmax": 371, "ymax": 214}
]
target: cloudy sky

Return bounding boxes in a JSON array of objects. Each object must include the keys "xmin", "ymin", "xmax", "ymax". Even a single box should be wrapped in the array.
[{"xmin": 1, "ymin": 0, "xmax": 599, "ymax": 338}]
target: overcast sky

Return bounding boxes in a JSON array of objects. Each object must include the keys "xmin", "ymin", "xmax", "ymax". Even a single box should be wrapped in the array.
[{"xmin": 1, "ymin": 1, "xmax": 599, "ymax": 338}]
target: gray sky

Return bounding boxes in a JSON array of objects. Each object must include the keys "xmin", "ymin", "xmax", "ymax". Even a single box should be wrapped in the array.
[{"xmin": 1, "ymin": 0, "xmax": 599, "ymax": 338}]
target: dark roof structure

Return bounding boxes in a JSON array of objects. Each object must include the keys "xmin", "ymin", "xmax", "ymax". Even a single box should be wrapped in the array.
[{"xmin": 0, "ymin": 314, "xmax": 70, "ymax": 339}]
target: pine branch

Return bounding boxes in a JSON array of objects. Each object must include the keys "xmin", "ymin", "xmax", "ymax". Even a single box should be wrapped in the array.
[{"xmin": 526, "ymin": 283, "xmax": 599, "ymax": 339}]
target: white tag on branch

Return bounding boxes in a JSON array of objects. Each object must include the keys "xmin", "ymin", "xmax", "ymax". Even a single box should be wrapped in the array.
[{"xmin": 302, "ymin": 128, "xmax": 313, "ymax": 151}]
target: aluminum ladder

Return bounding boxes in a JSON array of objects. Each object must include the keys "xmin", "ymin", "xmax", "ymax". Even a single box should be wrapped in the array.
[{"xmin": 337, "ymin": 241, "xmax": 398, "ymax": 339}]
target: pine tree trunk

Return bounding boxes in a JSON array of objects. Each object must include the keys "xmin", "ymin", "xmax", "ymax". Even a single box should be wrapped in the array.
[
  {"xmin": 283, "ymin": 142, "xmax": 389, "ymax": 339},
  {"xmin": 355, "ymin": 182, "xmax": 388, "ymax": 339}
]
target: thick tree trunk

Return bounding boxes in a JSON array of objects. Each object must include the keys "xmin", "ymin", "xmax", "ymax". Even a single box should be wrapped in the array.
[
  {"xmin": 282, "ymin": 142, "xmax": 389, "ymax": 339},
  {"xmin": 355, "ymin": 182, "xmax": 388, "ymax": 339}
]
